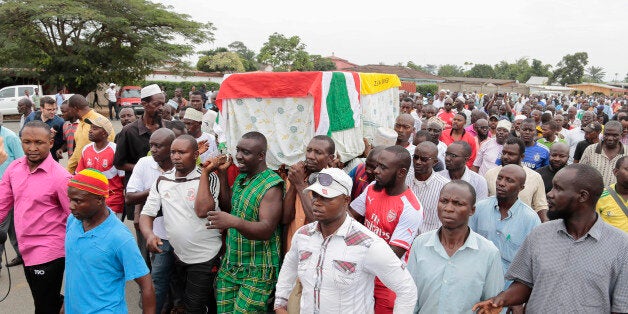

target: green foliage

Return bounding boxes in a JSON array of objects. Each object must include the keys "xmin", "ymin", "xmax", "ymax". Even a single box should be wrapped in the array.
[
  {"xmin": 465, "ymin": 64, "xmax": 495, "ymax": 78},
  {"xmin": 423, "ymin": 64, "xmax": 438, "ymax": 75},
  {"xmin": 196, "ymin": 52, "xmax": 245, "ymax": 73},
  {"xmin": 437, "ymin": 64, "xmax": 464, "ymax": 77},
  {"xmin": 228, "ymin": 41, "xmax": 258, "ymax": 71},
  {"xmin": 406, "ymin": 61, "xmax": 424, "ymax": 71},
  {"xmin": 198, "ymin": 47, "xmax": 229, "ymax": 57},
  {"xmin": 416, "ymin": 84, "xmax": 438, "ymax": 95},
  {"xmin": 257, "ymin": 33, "xmax": 308, "ymax": 72},
  {"xmin": 310, "ymin": 55, "xmax": 336, "ymax": 71},
  {"xmin": 0, "ymin": 0, "xmax": 215, "ymax": 95},
  {"xmin": 583, "ymin": 66, "xmax": 606, "ymax": 83},
  {"xmin": 142, "ymin": 80, "xmax": 220, "ymax": 99},
  {"xmin": 551, "ymin": 52, "xmax": 589, "ymax": 85}
]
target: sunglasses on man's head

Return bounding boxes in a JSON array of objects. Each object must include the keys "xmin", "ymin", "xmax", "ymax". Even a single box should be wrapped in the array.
[{"xmin": 308, "ymin": 172, "xmax": 348, "ymax": 194}]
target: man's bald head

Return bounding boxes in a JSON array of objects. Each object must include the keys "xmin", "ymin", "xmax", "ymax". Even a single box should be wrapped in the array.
[
  {"xmin": 550, "ymin": 142, "xmax": 569, "ymax": 155},
  {"xmin": 501, "ymin": 164, "xmax": 526, "ymax": 186},
  {"xmin": 150, "ymin": 127, "xmax": 176, "ymax": 145},
  {"xmin": 396, "ymin": 113, "xmax": 415, "ymax": 125},
  {"xmin": 416, "ymin": 141, "xmax": 438, "ymax": 158},
  {"xmin": 68, "ymin": 94, "xmax": 89, "ymax": 110},
  {"xmin": 17, "ymin": 97, "xmax": 32, "ymax": 109}
]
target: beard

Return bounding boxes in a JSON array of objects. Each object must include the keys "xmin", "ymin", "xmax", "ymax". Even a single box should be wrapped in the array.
[
  {"xmin": 547, "ymin": 209, "xmax": 568, "ymax": 221},
  {"xmin": 374, "ymin": 176, "xmax": 396, "ymax": 191}
]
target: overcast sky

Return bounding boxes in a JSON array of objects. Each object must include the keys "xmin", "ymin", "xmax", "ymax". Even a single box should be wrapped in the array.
[{"xmin": 157, "ymin": 0, "xmax": 628, "ymax": 81}]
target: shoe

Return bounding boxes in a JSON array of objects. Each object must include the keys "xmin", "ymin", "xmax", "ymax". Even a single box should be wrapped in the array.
[{"xmin": 6, "ymin": 257, "xmax": 23, "ymax": 267}]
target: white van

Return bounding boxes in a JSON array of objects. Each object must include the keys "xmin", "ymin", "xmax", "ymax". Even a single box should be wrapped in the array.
[{"xmin": 0, "ymin": 85, "xmax": 42, "ymax": 115}]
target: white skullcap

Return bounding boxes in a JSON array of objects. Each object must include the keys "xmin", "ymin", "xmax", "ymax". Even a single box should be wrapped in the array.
[
  {"xmin": 141, "ymin": 84, "xmax": 162, "ymax": 99},
  {"xmin": 183, "ymin": 108, "xmax": 203, "ymax": 122}
]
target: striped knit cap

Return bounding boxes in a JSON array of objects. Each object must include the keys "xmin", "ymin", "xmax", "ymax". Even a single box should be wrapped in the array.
[{"xmin": 68, "ymin": 168, "xmax": 109, "ymax": 197}]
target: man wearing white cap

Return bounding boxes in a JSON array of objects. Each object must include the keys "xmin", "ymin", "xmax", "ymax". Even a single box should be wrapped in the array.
[
  {"xmin": 433, "ymin": 89, "xmax": 447, "ymax": 109},
  {"xmin": 106, "ymin": 83, "xmax": 119, "ymax": 120},
  {"xmin": 473, "ymin": 120, "xmax": 512, "ymax": 176},
  {"xmin": 114, "ymin": 84, "xmax": 171, "ymax": 264},
  {"xmin": 182, "ymin": 107, "xmax": 218, "ymax": 162},
  {"xmin": 275, "ymin": 168, "xmax": 417, "ymax": 313}
]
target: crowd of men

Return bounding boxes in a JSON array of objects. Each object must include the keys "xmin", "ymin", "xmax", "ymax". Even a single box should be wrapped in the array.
[{"xmin": 0, "ymin": 84, "xmax": 627, "ymax": 313}]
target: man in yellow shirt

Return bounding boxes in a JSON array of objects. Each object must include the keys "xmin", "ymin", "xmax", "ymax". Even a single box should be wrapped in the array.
[
  {"xmin": 596, "ymin": 156, "xmax": 628, "ymax": 232},
  {"xmin": 66, "ymin": 95, "xmax": 115, "ymax": 174}
]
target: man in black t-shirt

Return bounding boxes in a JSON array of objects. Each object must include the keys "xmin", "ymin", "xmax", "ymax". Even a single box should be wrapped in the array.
[
  {"xmin": 573, "ymin": 122, "xmax": 601, "ymax": 163},
  {"xmin": 536, "ymin": 143, "xmax": 569, "ymax": 193}
]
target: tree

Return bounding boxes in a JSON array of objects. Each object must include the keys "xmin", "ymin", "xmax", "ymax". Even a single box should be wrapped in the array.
[
  {"xmin": 437, "ymin": 64, "xmax": 464, "ymax": 77},
  {"xmin": 529, "ymin": 59, "xmax": 552, "ymax": 79},
  {"xmin": 0, "ymin": 0, "xmax": 214, "ymax": 95},
  {"xmin": 257, "ymin": 33, "xmax": 308, "ymax": 72},
  {"xmin": 196, "ymin": 52, "xmax": 245, "ymax": 73},
  {"xmin": 551, "ymin": 52, "xmax": 589, "ymax": 85},
  {"xmin": 423, "ymin": 64, "xmax": 438, "ymax": 75},
  {"xmin": 583, "ymin": 66, "xmax": 606, "ymax": 83},
  {"xmin": 624, "ymin": 73, "xmax": 628, "ymax": 83},
  {"xmin": 227, "ymin": 41, "xmax": 258, "ymax": 71},
  {"xmin": 465, "ymin": 64, "xmax": 495, "ymax": 78},
  {"xmin": 199, "ymin": 47, "xmax": 229, "ymax": 57},
  {"xmin": 406, "ymin": 61, "xmax": 424, "ymax": 71},
  {"xmin": 310, "ymin": 55, "xmax": 336, "ymax": 71}
]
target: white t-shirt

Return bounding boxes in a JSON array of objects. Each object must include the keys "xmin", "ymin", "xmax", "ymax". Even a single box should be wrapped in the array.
[
  {"xmin": 126, "ymin": 156, "xmax": 170, "ymax": 239},
  {"xmin": 106, "ymin": 87, "xmax": 117, "ymax": 102},
  {"xmin": 142, "ymin": 168, "xmax": 222, "ymax": 264}
]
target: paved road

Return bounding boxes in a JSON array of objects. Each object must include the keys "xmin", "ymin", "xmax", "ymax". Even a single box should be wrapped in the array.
[{"xmin": 0, "ymin": 119, "xmax": 143, "ymax": 313}]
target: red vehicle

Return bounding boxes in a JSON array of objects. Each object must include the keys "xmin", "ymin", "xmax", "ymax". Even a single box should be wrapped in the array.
[{"xmin": 117, "ymin": 85, "xmax": 144, "ymax": 115}]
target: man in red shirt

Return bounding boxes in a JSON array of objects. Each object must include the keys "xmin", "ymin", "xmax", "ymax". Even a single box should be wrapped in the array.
[
  {"xmin": 436, "ymin": 97, "xmax": 455, "ymax": 129},
  {"xmin": 350, "ymin": 145, "xmax": 423, "ymax": 314},
  {"xmin": 441, "ymin": 112, "xmax": 477, "ymax": 168},
  {"xmin": 76, "ymin": 116, "xmax": 124, "ymax": 218}
]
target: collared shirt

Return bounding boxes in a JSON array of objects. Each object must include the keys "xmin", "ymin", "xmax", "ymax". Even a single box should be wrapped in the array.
[
  {"xmin": 68, "ymin": 109, "xmax": 116, "ymax": 174},
  {"xmin": 485, "ymin": 165, "xmax": 548, "ymax": 212},
  {"xmin": 126, "ymin": 156, "xmax": 172, "ymax": 240},
  {"xmin": 65, "ymin": 210, "xmax": 149, "ymax": 313},
  {"xmin": 113, "ymin": 118, "xmax": 171, "ymax": 178},
  {"xmin": 438, "ymin": 168, "xmax": 489, "ymax": 201},
  {"xmin": 0, "ymin": 126, "xmax": 24, "ymax": 177},
  {"xmin": 580, "ymin": 142, "xmax": 628, "ymax": 186},
  {"xmin": 566, "ymin": 127, "xmax": 585, "ymax": 163},
  {"xmin": 142, "ymin": 167, "xmax": 221, "ymax": 264},
  {"xmin": 409, "ymin": 172, "xmax": 450, "ymax": 233},
  {"xmin": 407, "ymin": 228, "xmax": 504, "ymax": 314},
  {"xmin": 275, "ymin": 215, "xmax": 418, "ymax": 313},
  {"xmin": 469, "ymin": 197, "xmax": 541, "ymax": 287},
  {"xmin": 437, "ymin": 141, "xmax": 447, "ymax": 165},
  {"xmin": 440, "ymin": 129, "xmax": 477, "ymax": 168},
  {"xmin": 0, "ymin": 154, "xmax": 71, "ymax": 266},
  {"xmin": 596, "ymin": 184, "xmax": 628, "ymax": 233},
  {"xmin": 473, "ymin": 137, "xmax": 503, "ymax": 176},
  {"xmin": 506, "ymin": 216, "xmax": 628, "ymax": 313}
]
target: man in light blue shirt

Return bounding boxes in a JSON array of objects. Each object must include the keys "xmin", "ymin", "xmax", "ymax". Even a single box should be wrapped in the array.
[
  {"xmin": 407, "ymin": 180, "xmax": 503, "ymax": 313},
  {"xmin": 470, "ymin": 165, "xmax": 541, "ymax": 282},
  {"xmin": 0, "ymin": 116, "xmax": 25, "ymax": 268}
]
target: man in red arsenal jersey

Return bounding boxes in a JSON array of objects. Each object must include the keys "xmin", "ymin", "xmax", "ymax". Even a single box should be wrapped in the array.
[{"xmin": 350, "ymin": 145, "xmax": 423, "ymax": 314}]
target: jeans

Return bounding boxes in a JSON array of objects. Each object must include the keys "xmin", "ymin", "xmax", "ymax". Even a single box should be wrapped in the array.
[
  {"xmin": 151, "ymin": 239, "xmax": 175, "ymax": 313},
  {"xmin": 24, "ymin": 257, "xmax": 64, "ymax": 314},
  {"xmin": 174, "ymin": 254, "xmax": 220, "ymax": 314}
]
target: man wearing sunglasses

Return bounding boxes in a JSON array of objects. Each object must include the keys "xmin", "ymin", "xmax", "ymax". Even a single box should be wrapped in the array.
[
  {"xmin": 275, "ymin": 168, "xmax": 417, "ymax": 313},
  {"xmin": 283, "ymin": 135, "xmax": 336, "ymax": 250},
  {"xmin": 349, "ymin": 145, "xmax": 423, "ymax": 313}
]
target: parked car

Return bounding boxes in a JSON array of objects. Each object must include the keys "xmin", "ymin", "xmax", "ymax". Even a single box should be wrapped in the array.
[
  {"xmin": 0, "ymin": 85, "xmax": 41, "ymax": 115},
  {"xmin": 117, "ymin": 85, "xmax": 144, "ymax": 116},
  {"xmin": 0, "ymin": 84, "xmax": 71, "ymax": 116}
]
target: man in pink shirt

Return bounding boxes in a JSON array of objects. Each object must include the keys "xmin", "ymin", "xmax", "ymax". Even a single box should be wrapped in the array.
[{"xmin": 0, "ymin": 120, "xmax": 71, "ymax": 313}]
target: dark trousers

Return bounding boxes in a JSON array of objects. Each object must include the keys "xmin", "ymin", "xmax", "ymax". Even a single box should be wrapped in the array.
[
  {"xmin": 0, "ymin": 208, "xmax": 21, "ymax": 264},
  {"xmin": 108, "ymin": 101, "xmax": 119, "ymax": 119},
  {"xmin": 24, "ymin": 257, "xmax": 64, "ymax": 314},
  {"xmin": 174, "ymin": 254, "xmax": 220, "ymax": 314}
]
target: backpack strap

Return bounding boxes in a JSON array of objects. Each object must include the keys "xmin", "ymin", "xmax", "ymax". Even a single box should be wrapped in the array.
[{"xmin": 606, "ymin": 186, "xmax": 628, "ymax": 218}]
